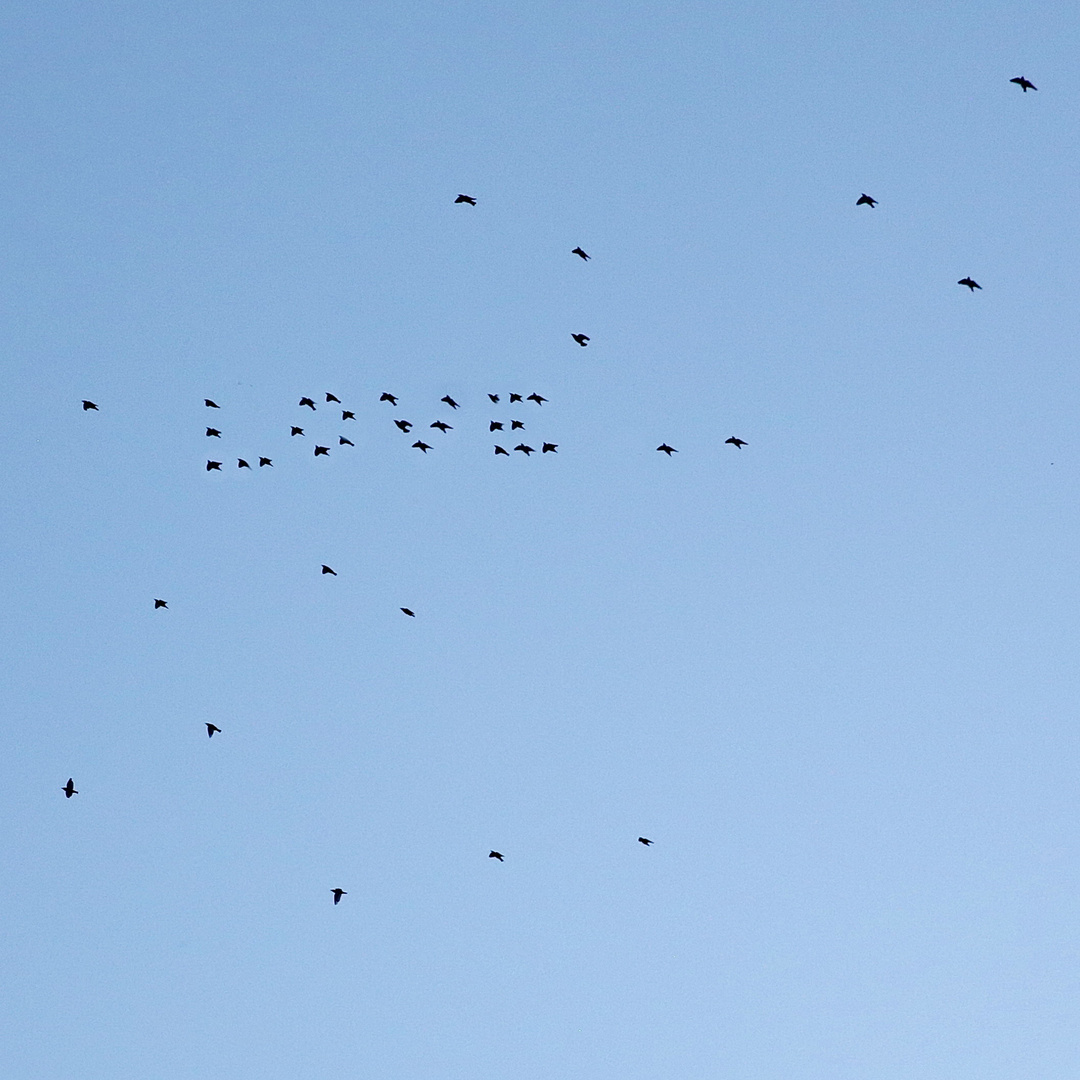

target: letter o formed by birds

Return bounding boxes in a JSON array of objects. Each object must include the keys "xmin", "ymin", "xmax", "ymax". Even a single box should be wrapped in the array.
[{"xmin": 488, "ymin": 850, "xmax": 504, "ymax": 861}]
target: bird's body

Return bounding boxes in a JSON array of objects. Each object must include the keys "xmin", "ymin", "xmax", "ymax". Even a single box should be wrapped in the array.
[
  {"xmin": 206, "ymin": 428, "xmax": 221, "ymax": 437},
  {"xmin": 63, "ymin": 778, "xmax": 77, "ymax": 798},
  {"xmin": 856, "ymin": 193, "xmax": 877, "ymax": 207},
  {"xmin": 958, "ymin": 277, "xmax": 982, "ymax": 291},
  {"xmin": 339, "ymin": 437, "xmax": 354, "ymax": 446},
  {"xmin": 82, "ymin": 400, "xmax": 98, "ymax": 411},
  {"xmin": 490, "ymin": 421, "xmax": 504, "ymax": 431},
  {"xmin": 571, "ymin": 333, "xmax": 590, "ymax": 347},
  {"xmin": 441, "ymin": 396, "xmax": 460, "ymax": 410},
  {"xmin": 494, "ymin": 445, "xmax": 509, "ymax": 456},
  {"xmin": 342, "ymin": 410, "xmax": 355, "ymax": 421},
  {"xmin": 455, "ymin": 194, "xmax": 476, "ymax": 205},
  {"xmin": 527, "ymin": 393, "xmax": 547, "ymax": 405},
  {"xmin": 325, "ymin": 393, "xmax": 341, "ymax": 403},
  {"xmin": 488, "ymin": 394, "xmax": 500, "ymax": 403},
  {"xmin": 154, "ymin": 599, "xmax": 167, "ymax": 609},
  {"xmin": 511, "ymin": 420, "xmax": 524, "ymax": 430},
  {"xmin": 656, "ymin": 444, "xmax": 677, "ymax": 456},
  {"xmin": 638, "ymin": 837, "xmax": 653, "ymax": 846},
  {"xmin": 1011, "ymin": 76, "xmax": 1037, "ymax": 91},
  {"xmin": 314, "ymin": 446, "xmax": 329, "ymax": 456},
  {"xmin": 238, "ymin": 458, "xmax": 250, "ymax": 468},
  {"xmin": 380, "ymin": 393, "xmax": 398, "ymax": 406},
  {"xmin": 488, "ymin": 851, "xmax": 503, "ymax": 861},
  {"xmin": 400, "ymin": 607, "xmax": 415, "ymax": 617},
  {"xmin": 394, "ymin": 419, "xmax": 413, "ymax": 433},
  {"xmin": 572, "ymin": 247, "xmax": 590, "ymax": 260},
  {"xmin": 291, "ymin": 427, "xmax": 304, "ymax": 436},
  {"xmin": 542, "ymin": 443, "xmax": 557, "ymax": 453},
  {"xmin": 332, "ymin": 888, "xmax": 347, "ymax": 904},
  {"xmin": 206, "ymin": 460, "xmax": 222, "ymax": 471},
  {"xmin": 431, "ymin": 420, "xmax": 452, "ymax": 432},
  {"xmin": 206, "ymin": 723, "xmax": 221, "ymax": 738},
  {"xmin": 205, "ymin": 399, "xmax": 220, "ymax": 408},
  {"xmin": 412, "ymin": 441, "xmax": 432, "ymax": 452},
  {"xmin": 299, "ymin": 397, "xmax": 316, "ymax": 410},
  {"xmin": 321, "ymin": 565, "xmax": 336, "ymax": 575},
  {"xmin": 509, "ymin": 394, "xmax": 523, "ymax": 403},
  {"xmin": 259, "ymin": 457, "xmax": 273, "ymax": 467},
  {"xmin": 514, "ymin": 444, "xmax": 535, "ymax": 455},
  {"xmin": 725, "ymin": 437, "xmax": 747, "ymax": 449}
]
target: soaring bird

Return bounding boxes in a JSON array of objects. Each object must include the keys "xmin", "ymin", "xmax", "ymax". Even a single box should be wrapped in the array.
[
  {"xmin": 542, "ymin": 443, "xmax": 558, "ymax": 453},
  {"xmin": 400, "ymin": 607, "xmax": 416, "ymax": 617},
  {"xmin": 638, "ymin": 837, "xmax": 653, "ymax": 846},
  {"xmin": 238, "ymin": 458, "xmax": 251, "ymax": 468},
  {"xmin": 314, "ymin": 446, "xmax": 329, "ymax": 456},
  {"xmin": 82, "ymin": 400, "xmax": 98, "ymax": 411},
  {"xmin": 342, "ymin": 410, "xmax": 356, "ymax": 421},
  {"xmin": 431, "ymin": 420, "xmax": 453, "ymax": 432},
  {"xmin": 380, "ymin": 393, "xmax": 398, "ymax": 405},
  {"xmin": 325, "ymin": 393, "xmax": 341, "ymax": 403},
  {"xmin": 490, "ymin": 421, "xmax": 504, "ymax": 431},
  {"xmin": 509, "ymin": 393, "xmax": 523, "ymax": 403},
  {"xmin": 206, "ymin": 428, "xmax": 221, "ymax": 437},
  {"xmin": 1011, "ymin": 76, "xmax": 1037, "ymax": 91},
  {"xmin": 332, "ymin": 888, "xmax": 347, "ymax": 905},
  {"xmin": 206, "ymin": 723, "xmax": 221, "ymax": 738},
  {"xmin": 205, "ymin": 399, "xmax": 220, "ymax": 408},
  {"xmin": 154, "ymin": 599, "xmax": 168, "ymax": 609},
  {"xmin": 291, "ymin": 426, "xmax": 304, "ymax": 436},
  {"xmin": 259, "ymin": 457, "xmax": 273, "ymax": 467},
  {"xmin": 958, "ymin": 277, "xmax": 982, "ymax": 291},
  {"xmin": 394, "ymin": 419, "xmax": 413, "ymax": 433},
  {"xmin": 511, "ymin": 420, "xmax": 525, "ymax": 430},
  {"xmin": 412, "ymin": 440, "xmax": 432, "ymax": 453},
  {"xmin": 572, "ymin": 247, "xmax": 590, "ymax": 260},
  {"xmin": 656, "ymin": 443, "xmax": 677, "ymax": 456},
  {"xmin": 299, "ymin": 397, "xmax": 316, "ymax": 410},
  {"xmin": 488, "ymin": 394, "xmax": 500, "ymax": 403},
  {"xmin": 527, "ymin": 393, "xmax": 547, "ymax": 405},
  {"xmin": 571, "ymin": 333, "xmax": 590, "ymax": 347},
  {"xmin": 339, "ymin": 437, "xmax": 354, "ymax": 447},
  {"xmin": 514, "ymin": 444, "xmax": 535, "ymax": 455},
  {"xmin": 455, "ymin": 194, "xmax": 476, "ymax": 205},
  {"xmin": 321, "ymin": 565, "xmax": 337, "ymax": 575},
  {"xmin": 856, "ymin": 193, "xmax": 877, "ymax": 207},
  {"xmin": 63, "ymin": 778, "xmax": 77, "ymax": 798},
  {"xmin": 206, "ymin": 460, "xmax": 222, "ymax": 471},
  {"xmin": 488, "ymin": 851, "xmax": 504, "ymax": 861},
  {"xmin": 494, "ymin": 445, "xmax": 509, "ymax": 456},
  {"xmin": 441, "ymin": 395, "xmax": 460, "ymax": 410},
  {"xmin": 725, "ymin": 437, "xmax": 747, "ymax": 449}
]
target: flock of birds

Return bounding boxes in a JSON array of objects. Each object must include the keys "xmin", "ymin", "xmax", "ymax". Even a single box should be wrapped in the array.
[{"xmin": 66, "ymin": 75, "xmax": 1036, "ymax": 903}]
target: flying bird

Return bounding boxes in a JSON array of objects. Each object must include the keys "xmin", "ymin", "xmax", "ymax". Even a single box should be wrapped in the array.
[
  {"xmin": 291, "ymin": 427, "xmax": 304, "ymax": 436},
  {"xmin": 332, "ymin": 888, "xmax": 347, "ymax": 905},
  {"xmin": 299, "ymin": 397, "xmax": 316, "ymax": 410},
  {"xmin": 571, "ymin": 333, "xmax": 590, "ymax": 347},
  {"xmin": 441, "ymin": 395, "xmax": 460, "ymax": 409},
  {"xmin": 339, "ymin": 437, "xmax": 354, "ymax": 446},
  {"xmin": 488, "ymin": 851, "xmax": 504, "ymax": 861},
  {"xmin": 958, "ymin": 277, "xmax": 982, "ymax": 291},
  {"xmin": 82, "ymin": 400, "xmax": 98, "ymax": 411},
  {"xmin": 490, "ymin": 421, "xmax": 504, "ymax": 431},
  {"xmin": 394, "ymin": 419, "xmax": 413, "ymax": 433},
  {"xmin": 321, "ymin": 565, "xmax": 337, "ymax": 575},
  {"xmin": 1010, "ymin": 76, "xmax": 1037, "ymax": 92},
  {"xmin": 527, "ymin": 393, "xmax": 547, "ymax": 405},
  {"xmin": 494, "ymin": 445, "xmax": 509, "ymax": 456},
  {"xmin": 856, "ymin": 193, "xmax": 877, "ymax": 207},
  {"xmin": 431, "ymin": 420, "xmax": 452, "ymax": 432},
  {"xmin": 412, "ymin": 440, "xmax": 432, "ymax": 453},
  {"xmin": 259, "ymin": 457, "xmax": 273, "ymax": 467},
  {"xmin": 206, "ymin": 723, "xmax": 221, "ymax": 738},
  {"xmin": 511, "ymin": 420, "xmax": 524, "ymax": 430},
  {"xmin": 725, "ymin": 437, "xmax": 747, "ymax": 449},
  {"xmin": 656, "ymin": 444, "xmax": 677, "ymax": 456},
  {"xmin": 380, "ymin": 393, "xmax": 398, "ymax": 405},
  {"xmin": 509, "ymin": 393, "xmax": 523, "ymax": 403},
  {"xmin": 638, "ymin": 837, "xmax": 653, "ymax": 846},
  {"xmin": 542, "ymin": 443, "xmax": 558, "ymax": 453},
  {"xmin": 342, "ymin": 410, "xmax": 355, "ymax": 421},
  {"xmin": 206, "ymin": 428, "xmax": 221, "ymax": 437},
  {"xmin": 205, "ymin": 399, "xmax": 220, "ymax": 408},
  {"xmin": 488, "ymin": 394, "xmax": 500, "ymax": 403},
  {"xmin": 400, "ymin": 607, "xmax": 415, "ymax": 617},
  {"xmin": 455, "ymin": 194, "xmax": 477, "ymax": 205},
  {"xmin": 238, "ymin": 458, "xmax": 250, "ymax": 468},
  {"xmin": 572, "ymin": 247, "xmax": 590, "ymax": 260},
  {"xmin": 154, "ymin": 599, "xmax": 168, "ymax": 609},
  {"xmin": 314, "ymin": 446, "xmax": 329, "ymax": 456},
  {"xmin": 325, "ymin": 393, "xmax": 341, "ymax": 403},
  {"xmin": 514, "ymin": 444, "xmax": 535, "ymax": 455},
  {"xmin": 63, "ymin": 778, "xmax": 77, "ymax": 798},
  {"xmin": 206, "ymin": 460, "xmax": 222, "ymax": 471}
]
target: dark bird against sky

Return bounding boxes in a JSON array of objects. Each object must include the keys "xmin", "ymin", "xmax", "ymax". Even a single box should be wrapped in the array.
[
  {"xmin": 571, "ymin": 333, "xmax": 590, "ymax": 346},
  {"xmin": 542, "ymin": 443, "xmax": 558, "ymax": 453},
  {"xmin": 400, "ymin": 607, "xmax": 415, "ymax": 617},
  {"xmin": 259, "ymin": 457, "xmax": 272, "ymax": 467},
  {"xmin": 725, "ymin": 437, "xmax": 747, "ymax": 448},
  {"xmin": 206, "ymin": 460, "xmax": 222, "ymax": 471},
  {"xmin": 527, "ymin": 393, "xmax": 547, "ymax": 405},
  {"xmin": 488, "ymin": 394, "xmax": 500, "ymax": 403},
  {"xmin": 206, "ymin": 723, "xmax": 221, "ymax": 738},
  {"xmin": 638, "ymin": 837, "xmax": 653, "ymax": 845},
  {"xmin": 656, "ymin": 444, "xmax": 677, "ymax": 456},
  {"xmin": 489, "ymin": 851, "xmax": 503, "ymax": 861},
  {"xmin": 339, "ymin": 437, "xmax": 354, "ymax": 446},
  {"xmin": 431, "ymin": 420, "xmax": 452, "ymax": 432},
  {"xmin": 441, "ymin": 396, "xmax": 459, "ymax": 409},
  {"xmin": 514, "ymin": 444, "xmax": 535, "ymax": 455},
  {"xmin": 154, "ymin": 599, "xmax": 167, "ymax": 609},
  {"xmin": 325, "ymin": 393, "xmax": 341, "ymax": 403},
  {"xmin": 204, "ymin": 399, "xmax": 219, "ymax": 408},
  {"xmin": 238, "ymin": 458, "xmax": 250, "ymax": 468},
  {"xmin": 299, "ymin": 397, "xmax": 316, "ymax": 410},
  {"xmin": 332, "ymin": 888, "xmax": 347, "ymax": 904},
  {"xmin": 394, "ymin": 419, "xmax": 413, "ymax": 432},
  {"xmin": 412, "ymin": 441, "xmax": 432, "ymax": 453},
  {"xmin": 321, "ymin": 565, "xmax": 336, "ymax": 575},
  {"xmin": 511, "ymin": 420, "xmax": 524, "ymax": 430},
  {"xmin": 454, "ymin": 194, "xmax": 476, "ymax": 205},
  {"xmin": 82, "ymin": 400, "xmax": 98, "ymax": 411},
  {"xmin": 856, "ymin": 193, "xmax": 877, "ymax": 207},
  {"xmin": 494, "ymin": 445, "xmax": 509, "ymax": 455},
  {"xmin": 572, "ymin": 247, "xmax": 590, "ymax": 260},
  {"xmin": 490, "ymin": 421, "xmax": 504, "ymax": 431},
  {"xmin": 314, "ymin": 446, "xmax": 329, "ymax": 456},
  {"xmin": 380, "ymin": 393, "xmax": 398, "ymax": 405},
  {"xmin": 342, "ymin": 410, "xmax": 355, "ymax": 420},
  {"xmin": 63, "ymin": 778, "xmax": 77, "ymax": 798},
  {"xmin": 1011, "ymin": 76, "xmax": 1037, "ymax": 91},
  {"xmin": 958, "ymin": 277, "xmax": 982, "ymax": 291},
  {"xmin": 509, "ymin": 394, "xmax": 523, "ymax": 403},
  {"xmin": 206, "ymin": 428, "xmax": 221, "ymax": 437},
  {"xmin": 291, "ymin": 427, "xmax": 304, "ymax": 436}
]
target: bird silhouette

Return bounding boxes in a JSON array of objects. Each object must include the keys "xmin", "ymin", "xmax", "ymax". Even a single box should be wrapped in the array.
[
  {"xmin": 339, "ymin": 437, "xmax": 354, "ymax": 446},
  {"xmin": 542, "ymin": 443, "xmax": 558, "ymax": 453},
  {"xmin": 488, "ymin": 394, "xmax": 500, "ymax": 403},
  {"xmin": 455, "ymin": 194, "xmax": 476, "ymax": 205},
  {"xmin": 238, "ymin": 458, "xmax": 251, "ymax": 468},
  {"xmin": 325, "ymin": 393, "xmax": 341, "ymax": 403},
  {"xmin": 206, "ymin": 723, "xmax": 221, "ymax": 738},
  {"xmin": 206, "ymin": 460, "xmax": 222, "ymax": 471},
  {"xmin": 342, "ymin": 410, "xmax": 356, "ymax": 421},
  {"xmin": 206, "ymin": 428, "xmax": 221, "ymax": 437},
  {"xmin": 571, "ymin": 333, "xmax": 590, "ymax": 346},
  {"xmin": 856, "ymin": 193, "xmax": 877, "ymax": 207},
  {"xmin": 82, "ymin": 400, "xmax": 98, "ymax": 411},
  {"xmin": 490, "ymin": 421, "xmax": 504, "ymax": 431},
  {"xmin": 299, "ymin": 397, "xmax": 316, "ymax": 410},
  {"xmin": 291, "ymin": 426, "xmax": 304, "ymax": 436},
  {"xmin": 511, "ymin": 420, "xmax": 525, "ymax": 430},
  {"xmin": 572, "ymin": 247, "xmax": 590, "ymax": 260},
  {"xmin": 1011, "ymin": 76, "xmax": 1037, "ymax": 91},
  {"xmin": 63, "ymin": 778, "xmax": 77, "ymax": 798},
  {"xmin": 394, "ymin": 419, "xmax": 413, "ymax": 433},
  {"xmin": 380, "ymin": 393, "xmax": 398, "ymax": 405},
  {"xmin": 314, "ymin": 446, "xmax": 329, "ymax": 456},
  {"xmin": 412, "ymin": 441, "xmax": 432, "ymax": 453},
  {"xmin": 259, "ymin": 457, "xmax": 273, "ymax": 467},
  {"xmin": 400, "ymin": 607, "xmax": 415, "ymax": 617},
  {"xmin": 321, "ymin": 565, "xmax": 336, "ymax": 575},
  {"xmin": 509, "ymin": 393, "xmax": 523, "ymax": 403},
  {"xmin": 494, "ymin": 445, "xmax": 509, "ymax": 456},
  {"xmin": 638, "ymin": 837, "xmax": 653, "ymax": 846},
  {"xmin": 431, "ymin": 420, "xmax": 452, "ymax": 432},
  {"xmin": 332, "ymin": 888, "xmax": 347, "ymax": 904},
  {"xmin": 725, "ymin": 437, "xmax": 747, "ymax": 449},
  {"xmin": 527, "ymin": 393, "xmax": 547, "ymax": 405},
  {"xmin": 154, "ymin": 599, "xmax": 167, "ymax": 609},
  {"xmin": 958, "ymin": 277, "xmax": 982, "ymax": 291},
  {"xmin": 514, "ymin": 444, "xmax": 535, "ymax": 455},
  {"xmin": 656, "ymin": 444, "xmax": 677, "ymax": 456},
  {"xmin": 205, "ymin": 399, "xmax": 220, "ymax": 408},
  {"xmin": 441, "ymin": 395, "xmax": 460, "ymax": 409},
  {"xmin": 488, "ymin": 851, "xmax": 504, "ymax": 861}
]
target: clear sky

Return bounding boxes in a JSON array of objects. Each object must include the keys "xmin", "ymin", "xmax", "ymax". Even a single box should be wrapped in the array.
[{"xmin": 2, "ymin": 1, "xmax": 1080, "ymax": 1077}]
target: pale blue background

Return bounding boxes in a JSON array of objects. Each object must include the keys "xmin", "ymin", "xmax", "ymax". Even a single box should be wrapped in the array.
[{"xmin": 2, "ymin": 2, "xmax": 1079, "ymax": 1077}]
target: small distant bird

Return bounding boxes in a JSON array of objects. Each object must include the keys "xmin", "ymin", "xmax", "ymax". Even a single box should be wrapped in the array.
[
  {"xmin": 725, "ymin": 437, "xmax": 747, "ymax": 449},
  {"xmin": 958, "ymin": 277, "xmax": 982, "ymax": 291},
  {"xmin": 380, "ymin": 393, "xmax": 398, "ymax": 405},
  {"xmin": 206, "ymin": 428, "xmax": 221, "ymax": 437},
  {"xmin": 291, "ymin": 426, "xmax": 304, "ymax": 436},
  {"xmin": 412, "ymin": 441, "xmax": 432, "ymax": 453},
  {"xmin": 394, "ymin": 419, "xmax": 413, "ymax": 433},
  {"xmin": 431, "ymin": 420, "xmax": 452, "ymax": 432},
  {"xmin": 542, "ymin": 442, "xmax": 558, "ymax": 453},
  {"xmin": 638, "ymin": 837, "xmax": 653, "ymax": 846},
  {"xmin": 206, "ymin": 723, "xmax": 221, "ymax": 738},
  {"xmin": 1010, "ymin": 76, "xmax": 1037, "ymax": 92},
  {"xmin": 332, "ymin": 888, "xmax": 347, "ymax": 905},
  {"xmin": 494, "ymin": 445, "xmax": 509, "ymax": 456},
  {"xmin": 321, "ymin": 565, "xmax": 336, "ymax": 575},
  {"xmin": 656, "ymin": 443, "xmax": 677, "ymax": 456},
  {"xmin": 314, "ymin": 446, "xmax": 329, "ymax": 456},
  {"xmin": 511, "ymin": 420, "xmax": 525, "ymax": 430},
  {"xmin": 63, "ymin": 778, "xmax": 77, "ymax": 798},
  {"xmin": 441, "ymin": 395, "xmax": 459, "ymax": 409},
  {"xmin": 400, "ymin": 607, "xmax": 415, "ymax": 617},
  {"xmin": 571, "ymin": 333, "xmax": 590, "ymax": 347},
  {"xmin": 154, "ymin": 599, "xmax": 167, "ymax": 609},
  {"xmin": 490, "ymin": 421, "xmax": 504, "ymax": 431},
  {"xmin": 455, "ymin": 194, "xmax": 477, "ymax": 205},
  {"xmin": 342, "ymin": 410, "xmax": 356, "ymax": 421},
  {"xmin": 238, "ymin": 458, "xmax": 250, "ymax": 468},
  {"xmin": 325, "ymin": 393, "xmax": 341, "ymax": 403},
  {"xmin": 856, "ymin": 193, "xmax": 877, "ymax": 207},
  {"xmin": 205, "ymin": 399, "xmax": 220, "ymax": 408},
  {"xmin": 259, "ymin": 457, "xmax": 273, "ymax": 467},
  {"xmin": 339, "ymin": 437, "xmax": 354, "ymax": 446},
  {"xmin": 509, "ymin": 393, "xmax": 523, "ymax": 403},
  {"xmin": 82, "ymin": 400, "xmax": 98, "ymax": 411},
  {"xmin": 488, "ymin": 850, "xmax": 503, "ymax": 861},
  {"xmin": 206, "ymin": 460, "xmax": 222, "ymax": 471},
  {"xmin": 488, "ymin": 394, "xmax": 500, "ymax": 403},
  {"xmin": 514, "ymin": 444, "xmax": 535, "ymax": 455},
  {"xmin": 299, "ymin": 397, "xmax": 316, "ymax": 410},
  {"xmin": 572, "ymin": 247, "xmax": 590, "ymax": 260},
  {"xmin": 527, "ymin": 393, "xmax": 547, "ymax": 405}
]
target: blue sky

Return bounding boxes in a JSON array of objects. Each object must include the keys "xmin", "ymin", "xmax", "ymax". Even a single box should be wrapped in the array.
[{"xmin": 3, "ymin": 1, "xmax": 1080, "ymax": 1077}]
